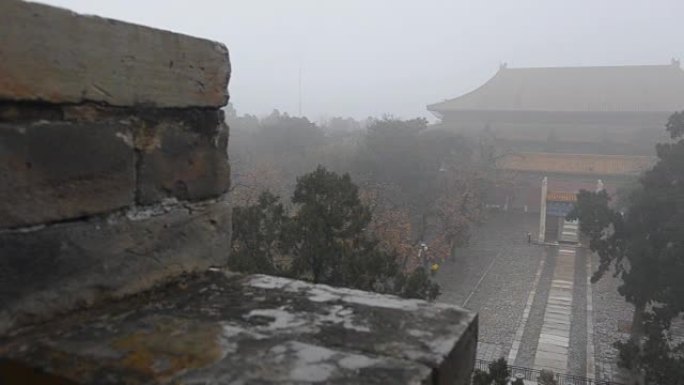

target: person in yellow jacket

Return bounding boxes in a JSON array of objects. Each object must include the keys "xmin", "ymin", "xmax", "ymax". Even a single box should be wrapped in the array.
[{"xmin": 430, "ymin": 262, "xmax": 440, "ymax": 276}]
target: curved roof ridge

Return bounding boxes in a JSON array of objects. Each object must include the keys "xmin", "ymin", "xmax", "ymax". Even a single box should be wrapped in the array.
[
  {"xmin": 429, "ymin": 62, "xmax": 684, "ymax": 113},
  {"xmin": 427, "ymin": 67, "xmax": 505, "ymax": 111},
  {"xmin": 500, "ymin": 62, "xmax": 680, "ymax": 71}
]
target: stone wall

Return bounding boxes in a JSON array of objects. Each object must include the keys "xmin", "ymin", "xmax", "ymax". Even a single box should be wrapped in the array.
[
  {"xmin": 0, "ymin": 0, "xmax": 232, "ymax": 334},
  {"xmin": 0, "ymin": 4, "xmax": 478, "ymax": 385}
]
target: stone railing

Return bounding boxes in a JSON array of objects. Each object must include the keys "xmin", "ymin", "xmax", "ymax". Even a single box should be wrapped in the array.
[{"xmin": 475, "ymin": 359, "xmax": 624, "ymax": 385}]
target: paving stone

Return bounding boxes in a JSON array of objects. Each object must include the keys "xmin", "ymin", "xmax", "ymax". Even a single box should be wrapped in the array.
[
  {"xmin": 535, "ymin": 351, "xmax": 568, "ymax": 362},
  {"xmin": 539, "ymin": 334, "xmax": 570, "ymax": 345},
  {"xmin": 437, "ymin": 212, "xmax": 546, "ymax": 365},
  {"xmin": 536, "ymin": 343, "xmax": 568, "ymax": 355}
]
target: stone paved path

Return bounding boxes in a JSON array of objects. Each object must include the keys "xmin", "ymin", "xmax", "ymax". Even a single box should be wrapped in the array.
[
  {"xmin": 591, "ymin": 252, "xmax": 633, "ymax": 383},
  {"xmin": 436, "ymin": 212, "xmax": 544, "ymax": 363},
  {"xmin": 436, "ymin": 212, "xmax": 628, "ymax": 383},
  {"xmin": 507, "ymin": 254, "xmax": 545, "ymax": 365},
  {"xmin": 533, "ymin": 245, "xmax": 575, "ymax": 373},
  {"xmin": 585, "ymin": 252, "xmax": 596, "ymax": 379}
]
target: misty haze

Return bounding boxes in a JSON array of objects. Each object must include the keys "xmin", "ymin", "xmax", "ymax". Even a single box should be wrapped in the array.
[{"xmin": 1, "ymin": 1, "xmax": 683, "ymax": 385}]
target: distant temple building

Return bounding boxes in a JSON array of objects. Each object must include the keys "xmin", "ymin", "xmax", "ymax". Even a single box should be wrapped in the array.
[
  {"xmin": 428, "ymin": 61, "xmax": 684, "ymax": 242},
  {"xmin": 429, "ymin": 60, "xmax": 684, "ymax": 155}
]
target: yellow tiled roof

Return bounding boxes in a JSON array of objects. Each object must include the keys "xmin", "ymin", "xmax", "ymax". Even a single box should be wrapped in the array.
[
  {"xmin": 547, "ymin": 192, "xmax": 577, "ymax": 202},
  {"xmin": 428, "ymin": 63, "xmax": 684, "ymax": 112},
  {"xmin": 496, "ymin": 152, "xmax": 656, "ymax": 176}
]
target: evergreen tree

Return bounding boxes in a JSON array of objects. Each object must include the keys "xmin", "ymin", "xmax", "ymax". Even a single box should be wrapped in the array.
[
  {"xmin": 230, "ymin": 166, "xmax": 441, "ymax": 300},
  {"xmin": 470, "ymin": 357, "xmax": 511, "ymax": 385},
  {"xmin": 289, "ymin": 166, "xmax": 372, "ymax": 285},
  {"xmin": 487, "ymin": 358, "xmax": 510, "ymax": 385},
  {"xmin": 394, "ymin": 267, "xmax": 440, "ymax": 301},
  {"xmin": 229, "ymin": 191, "xmax": 289, "ymax": 275},
  {"xmin": 537, "ymin": 370, "xmax": 558, "ymax": 385}
]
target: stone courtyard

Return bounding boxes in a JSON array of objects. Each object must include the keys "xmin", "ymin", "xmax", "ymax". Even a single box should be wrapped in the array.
[{"xmin": 436, "ymin": 211, "xmax": 634, "ymax": 383}]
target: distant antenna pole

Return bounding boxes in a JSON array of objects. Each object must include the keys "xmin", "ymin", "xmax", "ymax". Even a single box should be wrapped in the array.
[{"xmin": 298, "ymin": 66, "xmax": 303, "ymax": 116}]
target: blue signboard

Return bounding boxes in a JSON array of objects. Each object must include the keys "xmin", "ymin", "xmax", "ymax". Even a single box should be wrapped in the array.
[{"xmin": 547, "ymin": 201, "xmax": 575, "ymax": 217}]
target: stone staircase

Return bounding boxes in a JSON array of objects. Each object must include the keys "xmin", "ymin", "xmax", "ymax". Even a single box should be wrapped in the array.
[{"xmin": 559, "ymin": 219, "xmax": 579, "ymax": 244}]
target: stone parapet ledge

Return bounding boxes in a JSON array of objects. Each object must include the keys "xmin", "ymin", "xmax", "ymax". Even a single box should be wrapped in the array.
[
  {"xmin": 0, "ymin": 271, "xmax": 478, "ymax": 385},
  {"xmin": 0, "ymin": 1, "xmax": 230, "ymax": 108}
]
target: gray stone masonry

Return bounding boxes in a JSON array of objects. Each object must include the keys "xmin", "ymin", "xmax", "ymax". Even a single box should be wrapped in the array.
[
  {"xmin": 0, "ymin": 0, "xmax": 232, "ymax": 334},
  {"xmin": 0, "ymin": 1, "xmax": 230, "ymax": 108},
  {"xmin": 0, "ymin": 271, "xmax": 478, "ymax": 385},
  {"xmin": 0, "ymin": 199, "xmax": 232, "ymax": 333},
  {"xmin": 0, "ymin": 107, "xmax": 231, "ymax": 228}
]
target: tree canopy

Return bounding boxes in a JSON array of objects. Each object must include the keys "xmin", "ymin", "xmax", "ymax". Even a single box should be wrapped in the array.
[
  {"xmin": 228, "ymin": 111, "xmax": 488, "ymax": 274},
  {"xmin": 228, "ymin": 191, "xmax": 289, "ymax": 275},
  {"xmin": 353, "ymin": 117, "xmax": 485, "ymax": 266},
  {"xmin": 230, "ymin": 166, "xmax": 440, "ymax": 301},
  {"xmin": 289, "ymin": 166, "xmax": 374, "ymax": 285}
]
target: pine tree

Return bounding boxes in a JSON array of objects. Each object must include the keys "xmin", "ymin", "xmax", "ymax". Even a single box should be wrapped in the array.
[
  {"xmin": 230, "ymin": 166, "xmax": 441, "ymax": 300},
  {"xmin": 289, "ymin": 166, "xmax": 372, "ymax": 285}
]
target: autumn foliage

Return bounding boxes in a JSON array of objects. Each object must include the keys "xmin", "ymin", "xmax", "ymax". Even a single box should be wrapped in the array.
[{"xmin": 228, "ymin": 111, "xmax": 489, "ymax": 300}]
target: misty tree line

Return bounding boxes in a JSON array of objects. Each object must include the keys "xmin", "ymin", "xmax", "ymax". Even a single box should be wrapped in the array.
[{"xmin": 226, "ymin": 106, "xmax": 500, "ymax": 300}]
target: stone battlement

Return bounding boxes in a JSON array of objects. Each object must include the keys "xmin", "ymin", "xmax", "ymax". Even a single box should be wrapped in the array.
[{"xmin": 0, "ymin": 2, "xmax": 477, "ymax": 384}]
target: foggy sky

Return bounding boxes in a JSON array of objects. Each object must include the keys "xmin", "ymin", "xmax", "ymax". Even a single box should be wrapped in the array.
[{"xmin": 39, "ymin": 0, "xmax": 684, "ymax": 122}]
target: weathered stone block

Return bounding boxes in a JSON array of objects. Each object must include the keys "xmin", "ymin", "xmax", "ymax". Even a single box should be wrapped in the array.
[
  {"xmin": 0, "ymin": 1, "xmax": 230, "ymax": 108},
  {"xmin": 0, "ymin": 272, "xmax": 477, "ymax": 385},
  {"xmin": 0, "ymin": 200, "xmax": 231, "ymax": 334},
  {"xmin": 0, "ymin": 122, "xmax": 135, "ymax": 228},
  {"xmin": 136, "ymin": 117, "xmax": 231, "ymax": 204}
]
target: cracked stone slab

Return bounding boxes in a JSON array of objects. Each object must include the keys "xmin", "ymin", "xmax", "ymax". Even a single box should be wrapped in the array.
[
  {"xmin": 0, "ymin": 200, "xmax": 231, "ymax": 335},
  {"xmin": 0, "ymin": 271, "xmax": 477, "ymax": 385}
]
